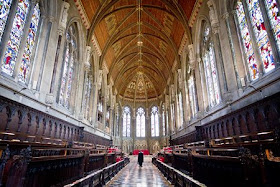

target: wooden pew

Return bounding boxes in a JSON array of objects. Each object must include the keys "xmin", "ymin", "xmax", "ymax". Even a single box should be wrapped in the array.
[{"xmin": 0, "ymin": 141, "xmax": 122, "ymax": 187}]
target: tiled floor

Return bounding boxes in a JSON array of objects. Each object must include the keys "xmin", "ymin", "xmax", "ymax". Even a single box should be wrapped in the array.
[{"xmin": 106, "ymin": 156, "xmax": 172, "ymax": 187}]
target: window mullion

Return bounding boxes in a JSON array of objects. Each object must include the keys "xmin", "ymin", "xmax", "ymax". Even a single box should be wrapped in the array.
[
  {"xmin": 260, "ymin": 0, "xmax": 280, "ymax": 68},
  {"xmin": 242, "ymin": 0, "xmax": 265, "ymax": 76},
  {"xmin": 63, "ymin": 50, "xmax": 72, "ymax": 107},
  {"xmin": 208, "ymin": 47, "xmax": 217, "ymax": 106},
  {"xmin": 232, "ymin": 9, "xmax": 252, "ymax": 83}
]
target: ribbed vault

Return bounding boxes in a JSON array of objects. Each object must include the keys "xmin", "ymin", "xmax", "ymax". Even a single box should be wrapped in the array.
[{"xmin": 80, "ymin": 0, "xmax": 196, "ymax": 101}]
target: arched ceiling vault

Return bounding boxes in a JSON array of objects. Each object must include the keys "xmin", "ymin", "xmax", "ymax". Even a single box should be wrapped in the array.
[{"xmin": 80, "ymin": 0, "xmax": 196, "ymax": 101}]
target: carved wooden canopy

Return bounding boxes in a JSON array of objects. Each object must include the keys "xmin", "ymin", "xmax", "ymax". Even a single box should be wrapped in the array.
[{"xmin": 78, "ymin": 0, "xmax": 197, "ymax": 101}]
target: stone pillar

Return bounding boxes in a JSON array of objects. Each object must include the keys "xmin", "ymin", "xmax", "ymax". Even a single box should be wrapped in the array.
[
  {"xmin": 109, "ymin": 107, "xmax": 114, "ymax": 135},
  {"xmin": 208, "ymin": 0, "xmax": 230, "ymax": 100},
  {"xmin": 91, "ymin": 83, "xmax": 99, "ymax": 127},
  {"xmin": 222, "ymin": 12, "xmax": 242, "ymax": 91},
  {"xmin": 45, "ymin": 1, "xmax": 70, "ymax": 104},
  {"xmin": 197, "ymin": 57, "xmax": 208, "ymax": 112}
]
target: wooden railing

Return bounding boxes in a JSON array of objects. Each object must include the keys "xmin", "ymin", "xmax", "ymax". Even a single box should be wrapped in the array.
[
  {"xmin": 64, "ymin": 158, "xmax": 130, "ymax": 187},
  {"xmin": 152, "ymin": 157, "xmax": 206, "ymax": 187}
]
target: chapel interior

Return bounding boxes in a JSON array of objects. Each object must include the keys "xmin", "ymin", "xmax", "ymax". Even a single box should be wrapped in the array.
[{"xmin": 0, "ymin": 0, "xmax": 280, "ymax": 186}]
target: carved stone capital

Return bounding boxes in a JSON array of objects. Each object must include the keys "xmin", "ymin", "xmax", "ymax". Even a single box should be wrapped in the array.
[
  {"xmin": 178, "ymin": 69, "xmax": 183, "ymax": 89},
  {"xmin": 221, "ymin": 12, "xmax": 230, "ymax": 20},
  {"xmin": 59, "ymin": 1, "xmax": 70, "ymax": 29},
  {"xmin": 57, "ymin": 27, "xmax": 65, "ymax": 36},
  {"xmin": 85, "ymin": 46, "xmax": 92, "ymax": 67},
  {"xmin": 45, "ymin": 93, "xmax": 54, "ymax": 105},
  {"xmin": 207, "ymin": 0, "xmax": 219, "ymax": 34}
]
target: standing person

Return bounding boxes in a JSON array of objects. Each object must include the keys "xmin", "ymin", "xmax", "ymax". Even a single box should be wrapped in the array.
[{"xmin": 138, "ymin": 151, "xmax": 144, "ymax": 167}]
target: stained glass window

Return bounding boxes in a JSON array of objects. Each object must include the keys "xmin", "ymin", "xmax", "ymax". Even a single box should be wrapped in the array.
[
  {"xmin": 0, "ymin": 0, "xmax": 13, "ymax": 43},
  {"xmin": 264, "ymin": 0, "xmax": 280, "ymax": 51},
  {"xmin": 162, "ymin": 105, "xmax": 166, "ymax": 136},
  {"xmin": 202, "ymin": 25, "xmax": 221, "ymax": 107},
  {"xmin": 246, "ymin": 0, "xmax": 275, "ymax": 73},
  {"xmin": 178, "ymin": 92, "xmax": 184, "ymax": 128},
  {"xmin": 136, "ymin": 107, "xmax": 145, "ymax": 137},
  {"xmin": 122, "ymin": 107, "xmax": 131, "ymax": 137},
  {"xmin": 18, "ymin": 3, "xmax": 40, "ymax": 83},
  {"xmin": 58, "ymin": 25, "xmax": 77, "ymax": 109},
  {"xmin": 236, "ymin": 1, "xmax": 259, "ymax": 80},
  {"xmin": 151, "ymin": 106, "xmax": 159, "ymax": 137},
  {"xmin": 188, "ymin": 76, "xmax": 197, "ymax": 117},
  {"xmin": 2, "ymin": 0, "xmax": 30, "ymax": 76}
]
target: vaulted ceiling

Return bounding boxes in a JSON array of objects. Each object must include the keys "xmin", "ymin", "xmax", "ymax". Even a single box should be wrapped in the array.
[{"xmin": 80, "ymin": 0, "xmax": 197, "ymax": 101}]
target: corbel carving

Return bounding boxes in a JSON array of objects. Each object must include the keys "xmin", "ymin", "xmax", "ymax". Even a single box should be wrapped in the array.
[
  {"xmin": 188, "ymin": 44, "xmax": 196, "ymax": 71},
  {"xmin": 170, "ymin": 85, "xmax": 175, "ymax": 102},
  {"xmin": 97, "ymin": 70, "xmax": 103, "ymax": 90},
  {"xmin": 207, "ymin": 0, "xmax": 219, "ymax": 34},
  {"xmin": 178, "ymin": 69, "xmax": 183, "ymax": 89},
  {"xmin": 85, "ymin": 46, "xmax": 92, "ymax": 68},
  {"xmin": 59, "ymin": 2, "xmax": 70, "ymax": 30}
]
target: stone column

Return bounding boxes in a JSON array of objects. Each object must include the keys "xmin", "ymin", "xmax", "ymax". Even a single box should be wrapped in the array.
[
  {"xmin": 208, "ymin": 0, "xmax": 230, "ymax": 100},
  {"xmin": 91, "ymin": 83, "xmax": 99, "ymax": 127},
  {"xmin": 109, "ymin": 107, "xmax": 114, "ymax": 135},
  {"xmin": 45, "ymin": 1, "xmax": 70, "ymax": 104},
  {"xmin": 223, "ymin": 12, "xmax": 242, "ymax": 91}
]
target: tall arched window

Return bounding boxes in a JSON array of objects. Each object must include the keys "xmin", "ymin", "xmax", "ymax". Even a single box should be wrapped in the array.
[
  {"xmin": 201, "ymin": 24, "xmax": 221, "ymax": 107},
  {"xmin": 58, "ymin": 24, "xmax": 78, "ymax": 109},
  {"xmin": 178, "ymin": 92, "xmax": 184, "ymax": 128},
  {"xmin": 236, "ymin": 0, "xmax": 277, "ymax": 81},
  {"xmin": 188, "ymin": 75, "xmax": 198, "ymax": 117},
  {"xmin": 136, "ymin": 107, "xmax": 145, "ymax": 137},
  {"xmin": 151, "ymin": 106, "xmax": 159, "ymax": 137},
  {"xmin": 122, "ymin": 106, "xmax": 130, "ymax": 137},
  {"xmin": 1, "ymin": 1, "xmax": 40, "ymax": 83},
  {"xmin": 162, "ymin": 104, "xmax": 166, "ymax": 136}
]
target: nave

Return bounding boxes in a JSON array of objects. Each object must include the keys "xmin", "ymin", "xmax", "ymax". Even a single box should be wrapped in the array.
[
  {"xmin": 107, "ymin": 156, "xmax": 171, "ymax": 187},
  {"xmin": 0, "ymin": 0, "xmax": 280, "ymax": 186}
]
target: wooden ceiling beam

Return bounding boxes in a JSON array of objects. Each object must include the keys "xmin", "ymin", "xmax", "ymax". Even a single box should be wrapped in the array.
[
  {"xmin": 87, "ymin": 0, "xmax": 122, "ymax": 44},
  {"xmin": 109, "ymin": 45, "xmax": 170, "ymax": 78}
]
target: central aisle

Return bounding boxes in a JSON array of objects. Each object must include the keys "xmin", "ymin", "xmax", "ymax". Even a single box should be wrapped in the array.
[{"xmin": 107, "ymin": 156, "xmax": 172, "ymax": 187}]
